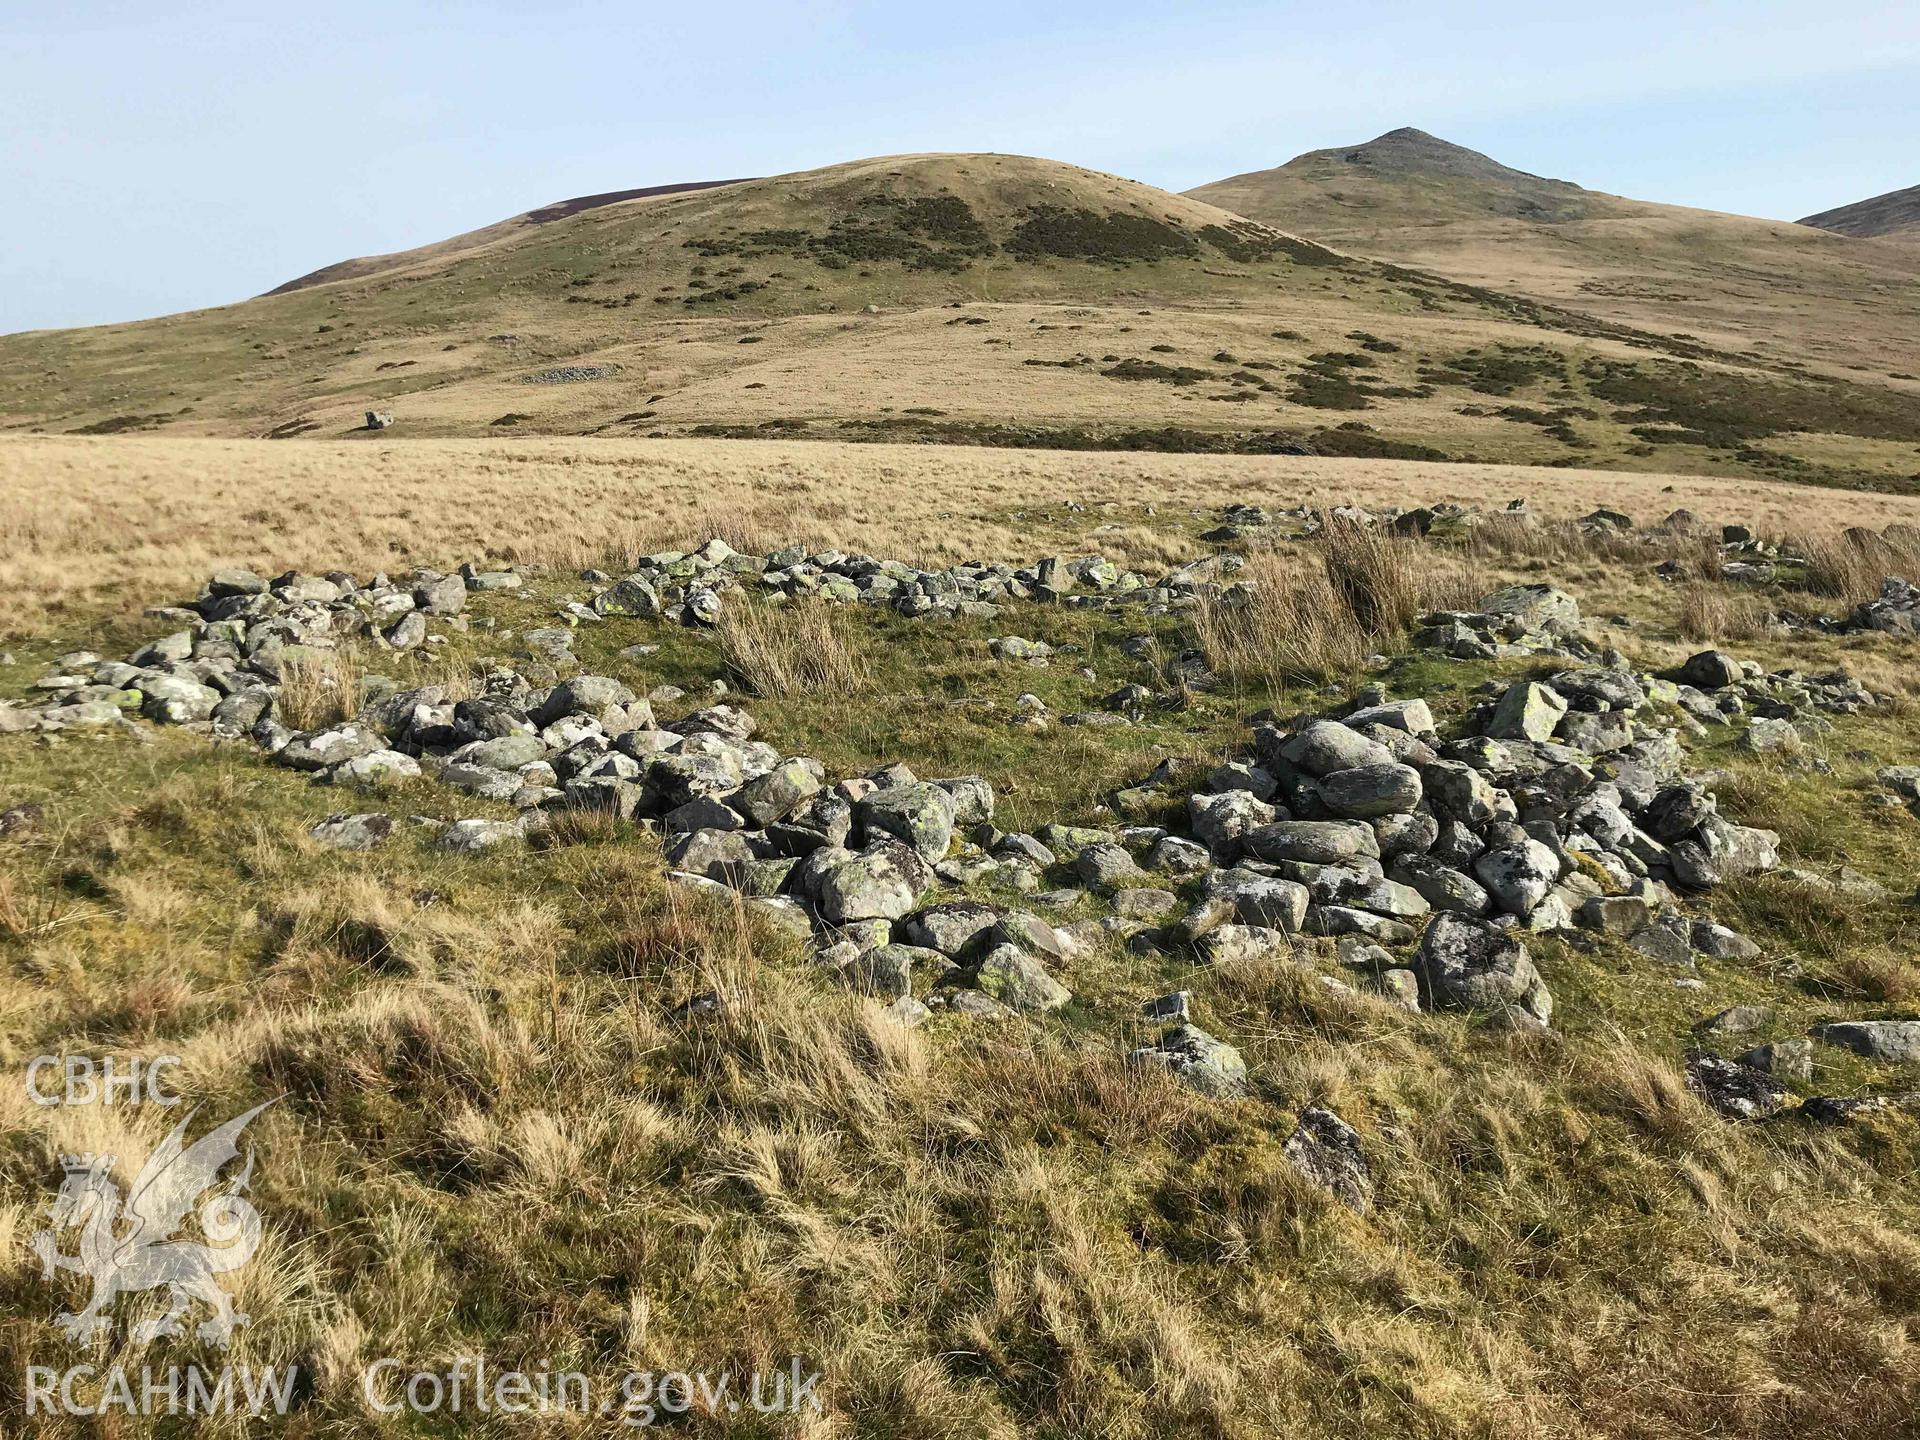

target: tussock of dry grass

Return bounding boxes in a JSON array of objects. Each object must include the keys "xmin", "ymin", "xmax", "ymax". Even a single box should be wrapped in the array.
[
  {"xmin": 1194, "ymin": 552, "xmax": 1371, "ymax": 692},
  {"xmin": 0, "ymin": 869, "xmax": 34, "ymax": 939},
  {"xmin": 1822, "ymin": 947, "xmax": 1920, "ymax": 1004},
  {"xmin": 1678, "ymin": 582, "xmax": 1772, "ymax": 642},
  {"xmin": 1322, "ymin": 516, "xmax": 1424, "ymax": 636},
  {"xmin": 1584, "ymin": 1038, "xmax": 1709, "ymax": 1144},
  {"xmin": 1467, "ymin": 513, "xmax": 1726, "ymax": 582},
  {"xmin": 1801, "ymin": 526, "xmax": 1920, "ymax": 604},
  {"xmin": 1196, "ymin": 524, "xmax": 1481, "ymax": 692},
  {"xmin": 274, "ymin": 645, "xmax": 363, "ymax": 731},
  {"xmin": 715, "ymin": 598, "xmax": 869, "ymax": 698}
]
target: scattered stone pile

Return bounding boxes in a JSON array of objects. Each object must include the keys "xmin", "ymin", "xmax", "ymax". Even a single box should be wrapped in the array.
[
  {"xmin": 1417, "ymin": 590, "xmax": 1877, "ymax": 742},
  {"xmin": 0, "ymin": 562, "xmax": 516, "ymax": 737},
  {"xmin": 583, "ymin": 537, "xmax": 1243, "ymax": 626},
  {"xmin": 1847, "ymin": 577, "xmax": 1920, "ymax": 636},
  {"xmin": 1775, "ymin": 576, "xmax": 1920, "ymax": 637},
  {"xmin": 1201, "ymin": 501, "xmax": 1920, "ymax": 645},
  {"xmin": 1415, "ymin": 583, "xmax": 1598, "ymax": 662},
  {"xmin": 4, "ymin": 539, "xmax": 1913, "ymax": 1152},
  {"xmin": 1093, "ymin": 666, "xmax": 1788, "ymax": 986},
  {"xmin": 1674, "ymin": 521, "xmax": 1920, "ymax": 636},
  {"xmin": 1205, "ymin": 497, "xmax": 1718, "ymax": 546},
  {"xmin": 1203, "ymin": 498, "xmax": 1494, "ymax": 542}
]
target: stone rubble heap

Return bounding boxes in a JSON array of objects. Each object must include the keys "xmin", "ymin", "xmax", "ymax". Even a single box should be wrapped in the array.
[
  {"xmin": 1415, "ymin": 588, "xmax": 1878, "ymax": 738},
  {"xmin": 1414, "ymin": 583, "xmax": 1599, "ymax": 663},
  {"xmin": 583, "ymin": 537, "xmax": 1244, "ymax": 626},
  {"xmin": 1202, "ymin": 500, "xmax": 1920, "ymax": 642},
  {"xmin": 1776, "ymin": 576, "xmax": 1920, "ymax": 638},
  {"xmin": 0, "ymin": 562, "xmax": 514, "ymax": 737},
  {"xmin": 3, "ymin": 543, "xmax": 1913, "ymax": 1155},
  {"xmin": 0, "ymin": 538, "xmax": 1250, "ymax": 741}
]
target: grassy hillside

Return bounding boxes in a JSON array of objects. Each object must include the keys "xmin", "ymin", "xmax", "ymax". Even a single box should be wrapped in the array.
[
  {"xmin": 1189, "ymin": 129, "xmax": 1920, "ymax": 384},
  {"xmin": 0, "ymin": 153, "xmax": 1361, "ymax": 439},
  {"xmin": 262, "ymin": 178, "xmax": 759, "ymax": 295},
  {"xmin": 4, "ymin": 152, "xmax": 1920, "ymax": 494}
]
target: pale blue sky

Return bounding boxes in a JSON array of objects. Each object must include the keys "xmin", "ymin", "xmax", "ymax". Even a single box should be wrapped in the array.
[{"xmin": 3, "ymin": 1, "xmax": 1916, "ymax": 334}]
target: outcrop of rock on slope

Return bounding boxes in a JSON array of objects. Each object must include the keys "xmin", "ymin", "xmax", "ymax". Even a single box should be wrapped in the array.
[
  {"xmin": 1800, "ymin": 181, "xmax": 1920, "ymax": 248},
  {"xmin": 0, "ymin": 152, "xmax": 1363, "ymax": 437},
  {"xmin": 1187, "ymin": 127, "xmax": 1920, "ymax": 375}
]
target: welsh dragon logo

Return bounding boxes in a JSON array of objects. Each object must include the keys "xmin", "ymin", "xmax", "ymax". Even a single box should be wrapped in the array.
[{"xmin": 31, "ymin": 1101, "xmax": 273, "ymax": 1346}]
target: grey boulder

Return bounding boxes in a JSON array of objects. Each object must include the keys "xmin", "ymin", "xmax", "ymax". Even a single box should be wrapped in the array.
[
  {"xmin": 1413, "ymin": 913, "xmax": 1552, "ymax": 1022},
  {"xmin": 1317, "ymin": 763, "xmax": 1422, "ymax": 819},
  {"xmin": 1130, "ymin": 1024, "xmax": 1248, "ymax": 1099},
  {"xmin": 1283, "ymin": 1106, "xmax": 1372, "ymax": 1212}
]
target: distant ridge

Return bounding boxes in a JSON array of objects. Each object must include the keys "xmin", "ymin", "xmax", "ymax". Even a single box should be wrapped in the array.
[
  {"xmin": 1188, "ymin": 127, "xmax": 1920, "ymax": 374},
  {"xmin": 264, "ymin": 177, "xmax": 757, "ymax": 295},
  {"xmin": 1191, "ymin": 126, "xmax": 1603, "ymax": 227},
  {"xmin": 1800, "ymin": 183, "xmax": 1920, "ymax": 246},
  {"xmin": 1305, "ymin": 126, "xmax": 1575, "ymax": 191}
]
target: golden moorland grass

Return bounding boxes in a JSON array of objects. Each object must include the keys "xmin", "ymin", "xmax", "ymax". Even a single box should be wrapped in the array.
[
  {"xmin": 11, "ymin": 434, "xmax": 1920, "ymax": 640},
  {"xmin": 714, "ymin": 599, "xmax": 871, "ymax": 698}
]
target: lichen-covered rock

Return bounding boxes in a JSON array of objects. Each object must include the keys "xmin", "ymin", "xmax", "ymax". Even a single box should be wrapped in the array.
[
  {"xmin": 844, "ymin": 944, "xmax": 947, "ymax": 1000},
  {"xmin": 534, "ymin": 675, "xmax": 638, "ymax": 727},
  {"xmin": 276, "ymin": 724, "xmax": 384, "ymax": 772},
  {"xmin": 1187, "ymin": 790, "xmax": 1277, "ymax": 862},
  {"xmin": 1283, "ymin": 1106, "xmax": 1372, "ymax": 1212},
  {"xmin": 138, "ymin": 673, "xmax": 221, "ymax": 724},
  {"xmin": 931, "ymin": 775, "xmax": 996, "ymax": 827},
  {"xmin": 1669, "ymin": 817, "xmax": 1779, "ymax": 889},
  {"xmin": 1487, "ymin": 681, "xmax": 1568, "ymax": 743},
  {"xmin": 327, "ymin": 749, "xmax": 422, "ymax": 787},
  {"xmin": 1678, "ymin": 650, "xmax": 1742, "ymax": 690},
  {"xmin": 900, "ymin": 899, "xmax": 1006, "ymax": 959},
  {"xmin": 1074, "ymin": 840, "xmax": 1145, "ymax": 888},
  {"xmin": 1243, "ymin": 820, "xmax": 1379, "ymax": 866},
  {"xmin": 735, "ymin": 757, "xmax": 825, "ymax": 826},
  {"xmin": 973, "ymin": 943, "xmax": 1071, "ymax": 1012},
  {"xmin": 591, "ymin": 576, "xmax": 659, "ymax": 618},
  {"xmin": 1810, "ymin": 1020, "xmax": 1920, "ymax": 1064},
  {"xmin": 1204, "ymin": 868, "xmax": 1310, "ymax": 932},
  {"xmin": 440, "ymin": 818, "xmax": 522, "ymax": 853},
  {"xmin": 1344, "ymin": 698, "xmax": 1434, "ymax": 735},
  {"xmin": 415, "ymin": 574, "xmax": 468, "ymax": 615},
  {"xmin": 1413, "ymin": 913, "xmax": 1552, "ymax": 1021},
  {"xmin": 1422, "ymin": 759, "xmax": 1499, "ymax": 826},
  {"xmin": 666, "ymin": 827, "xmax": 759, "ymax": 881},
  {"xmin": 1738, "ymin": 1039, "xmax": 1812, "ymax": 1080},
  {"xmin": 1275, "ymin": 720, "xmax": 1394, "ymax": 777},
  {"xmin": 1148, "ymin": 834, "xmax": 1212, "ymax": 875},
  {"xmin": 1198, "ymin": 924, "xmax": 1289, "ymax": 965},
  {"xmin": 1130, "ymin": 1024, "xmax": 1248, "ymax": 1099},
  {"xmin": 814, "ymin": 842, "xmax": 928, "ymax": 923},
  {"xmin": 1317, "ymin": 763, "xmax": 1422, "ymax": 819},
  {"xmin": 1473, "ymin": 838, "xmax": 1562, "ymax": 918},
  {"xmin": 1390, "ymin": 853, "xmax": 1491, "ymax": 917},
  {"xmin": 308, "ymin": 812, "xmax": 394, "ymax": 850},
  {"xmin": 1480, "ymin": 583, "xmax": 1581, "ymax": 636},
  {"xmin": 1685, "ymin": 1051, "xmax": 1788, "ymax": 1120}
]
